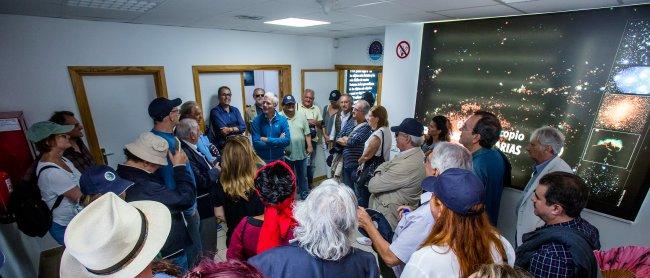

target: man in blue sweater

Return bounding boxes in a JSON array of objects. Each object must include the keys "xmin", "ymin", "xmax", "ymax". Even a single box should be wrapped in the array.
[
  {"xmin": 147, "ymin": 97, "xmax": 199, "ymax": 270},
  {"xmin": 459, "ymin": 110, "xmax": 511, "ymax": 226},
  {"xmin": 251, "ymin": 92, "xmax": 291, "ymax": 163}
]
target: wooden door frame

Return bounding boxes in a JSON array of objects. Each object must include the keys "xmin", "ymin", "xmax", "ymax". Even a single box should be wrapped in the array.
[
  {"xmin": 334, "ymin": 64, "xmax": 383, "ymax": 105},
  {"xmin": 191, "ymin": 65, "xmax": 292, "ymax": 122},
  {"xmin": 68, "ymin": 66, "xmax": 168, "ymax": 164}
]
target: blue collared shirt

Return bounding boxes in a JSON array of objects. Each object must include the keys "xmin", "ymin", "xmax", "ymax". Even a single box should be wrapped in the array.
[
  {"xmin": 150, "ymin": 129, "xmax": 197, "ymax": 214},
  {"xmin": 197, "ymin": 134, "xmax": 217, "ymax": 163},
  {"xmin": 472, "ymin": 147, "xmax": 506, "ymax": 226},
  {"xmin": 209, "ymin": 104, "xmax": 246, "ymax": 149}
]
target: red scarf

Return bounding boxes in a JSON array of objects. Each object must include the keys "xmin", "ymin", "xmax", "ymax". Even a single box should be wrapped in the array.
[{"xmin": 255, "ymin": 161, "xmax": 298, "ymax": 253}]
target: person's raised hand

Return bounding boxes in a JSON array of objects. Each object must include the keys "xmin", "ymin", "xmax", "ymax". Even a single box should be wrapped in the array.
[{"xmin": 169, "ymin": 149, "xmax": 188, "ymax": 166}]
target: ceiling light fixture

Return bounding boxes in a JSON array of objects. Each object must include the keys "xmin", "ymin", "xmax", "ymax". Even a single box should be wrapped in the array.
[
  {"xmin": 235, "ymin": 15, "xmax": 264, "ymax": 20},
  {"xmin": 65, "ymin": 0, "xmax": 164, "ymax": 13},
  {"xmin": 264, "ymin": 18, "xmax": 330, "ymax": 27}
]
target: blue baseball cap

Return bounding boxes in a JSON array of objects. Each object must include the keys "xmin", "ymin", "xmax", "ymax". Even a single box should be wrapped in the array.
[
  {"xmin": 148, "ymin": 97, "xmax": 181, "ymax": 121},
  {"xmin": 421, "ymin": 168, "xmax": 485, "ymax": 215},
  {"xmin": 80, "ymin": 165, "xmax": 134, "ymax": 196},
  {"xmin": 282, "ymin": 95, "xmax": 296, "ymax": 105},
  {"xmin": 390, "ymin": 118, "xmax": 424, "ymax": 137}
]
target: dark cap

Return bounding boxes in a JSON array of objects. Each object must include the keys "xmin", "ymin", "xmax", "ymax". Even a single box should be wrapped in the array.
[
  {"xmin": 390, "ymin": 118, "xmax": 424, "ymax": 137},
  {"xmin": 148, "ymin": 97, "xmax": 181, "ymax": 121},
  {"xmin": 362, "ymin": 91, "xmax": 375, "ymax": 105},
  {"xmin": 329, "ymin": 90, "xmax": 341, "ymax": 101},
  {"xmin": 358, "ymin": 208, "xmax": 394, "ymax": 242},
  {"xmin": 282, "ymin": 95, "xmax": 297, "ymax": 105},
  {"xmin": 421, "ymin": 168, "xmax": 485, "ymax": 215},
  {"xmin": 80, "ymin": 165, "xmax": 134, "ymax": 196}
]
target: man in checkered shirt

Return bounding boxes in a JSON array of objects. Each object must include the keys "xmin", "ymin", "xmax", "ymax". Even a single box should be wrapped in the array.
[{"xmin": 515, "ymin": 172, "xmax": 601, "ymax": 278}]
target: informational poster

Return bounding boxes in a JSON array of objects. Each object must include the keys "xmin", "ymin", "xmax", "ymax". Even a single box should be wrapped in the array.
[
  {"xmin": 346, "ymin": 70, "xmax": 379, "ymax": 103},
  {"xmin": 415, "ymin": 5, "xmax": 650, "ymax": 220}
]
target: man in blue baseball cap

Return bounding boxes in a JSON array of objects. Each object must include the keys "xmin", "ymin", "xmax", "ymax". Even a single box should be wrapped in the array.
[
  {"xmin": 280, "ymin": 94, "xmax": 312, "ymax": 199},
  {"xmin": 148, "ymin": 96, "xmax": 198, "ymax": 270}
]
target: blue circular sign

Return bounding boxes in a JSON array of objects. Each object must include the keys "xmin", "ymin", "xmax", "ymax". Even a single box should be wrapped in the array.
[{"xmin": 368, "ymin": 40, "xmax": 383, "ymax": 61}]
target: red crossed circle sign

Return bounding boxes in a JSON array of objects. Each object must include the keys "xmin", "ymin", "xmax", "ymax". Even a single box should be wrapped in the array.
[{"xmin": 396, "ymin": 40, "xmax": 410, "ymax": 59}]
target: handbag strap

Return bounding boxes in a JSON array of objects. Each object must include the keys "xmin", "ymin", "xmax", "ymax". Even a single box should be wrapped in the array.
[{"xmin": 379, "ymin": 129, "xmax": 385, "ymax": 158}]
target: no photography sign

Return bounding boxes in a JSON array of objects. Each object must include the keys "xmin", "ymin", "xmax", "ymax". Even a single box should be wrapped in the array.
[{"xmin": 396, "ymin": 40, "xmax": 410, "ymax": 59}]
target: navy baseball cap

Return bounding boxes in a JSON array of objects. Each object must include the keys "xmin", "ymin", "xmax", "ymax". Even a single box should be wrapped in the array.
[
  {"xmin": 282, "ymin": 95, "xmax": 296, "ymax": 105},
  {"xmin": 390, "ymin": 118, "xmax": 424, "ymax": 137},
  {"xmin": 80, "ymin": 165, "xmax": 134, "ymax": 196},
  {"xmin": 362, "ymin": 91, "xmax": 375, "ymax": 105},
  {"xmin": 329, "ymin": 90, "xmax": 341, "ymax": 101},
  {"xmin": 421, "ymin": 168, "xmax": 485, "ymax": 215},
  {"xmin": 358, "ymin": 208, "xmax": 394, "ymax": 243},
  {"xmin": 148, "ymin": 97, "xmax": 181, "ymax": 121}
]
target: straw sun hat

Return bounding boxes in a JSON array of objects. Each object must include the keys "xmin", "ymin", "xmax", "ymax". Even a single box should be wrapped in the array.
[{"xmin": 60, "ymin": 193, "xmax": 171, "ymax": 277}]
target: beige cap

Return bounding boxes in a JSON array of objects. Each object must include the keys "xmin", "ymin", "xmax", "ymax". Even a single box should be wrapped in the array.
[{"xmin": 125, "ymin": 132, "xmax": 168, "ymax": 165}]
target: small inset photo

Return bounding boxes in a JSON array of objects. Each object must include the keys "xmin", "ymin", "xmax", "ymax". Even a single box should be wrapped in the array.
[{"xmin": 582, "ymin": 128, "xmax": 640, "ymax": 169}]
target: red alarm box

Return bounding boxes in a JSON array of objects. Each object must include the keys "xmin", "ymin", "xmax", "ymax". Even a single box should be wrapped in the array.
[{"xmin": 0, "ymin": 112, "xmax": 35, "ymax": 193}]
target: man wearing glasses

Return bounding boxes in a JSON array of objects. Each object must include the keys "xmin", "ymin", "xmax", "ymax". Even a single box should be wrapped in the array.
[
  {"xmin": 208, "ymin": 86, "xmax": 246, "ymax": 151},
  {"xmin": 245, "ymin": 88, "xmax": 266, "ymax": 132}
]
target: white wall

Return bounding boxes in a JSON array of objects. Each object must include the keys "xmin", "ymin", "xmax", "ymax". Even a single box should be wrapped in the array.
[
  {"xmin": 0, "ymin": 14, "xmax": 334, "ymax": 127},
  {"xmin": 381, "ymin": 22, "xmax": 650, "ymax": 250},
  {"xmin": 381, "ymin": 24, "xmax": 423, "ymax": 127},
  {"xmin": 334, "ymin": 34, "xmax": 385, "ymax": 66}
]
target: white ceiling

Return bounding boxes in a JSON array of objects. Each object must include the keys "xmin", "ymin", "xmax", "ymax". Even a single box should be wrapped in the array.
[{"xmin": 0, "ymin": 0, "xmax": 647, "ymax": 38}]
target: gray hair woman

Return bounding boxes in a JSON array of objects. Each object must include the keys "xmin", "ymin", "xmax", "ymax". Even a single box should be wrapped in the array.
[{"xmin": 248, "ymin": 180, "xmax": 379, "ymax": 278}]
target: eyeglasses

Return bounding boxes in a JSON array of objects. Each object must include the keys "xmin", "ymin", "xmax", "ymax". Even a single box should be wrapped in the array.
[
  {"xmin": 221, "ymin": 93, "xmax": 232, "ymax": 97},
  {"xmin": 254, "ymin": 94, "xmax": 265, "ymax": 98}
]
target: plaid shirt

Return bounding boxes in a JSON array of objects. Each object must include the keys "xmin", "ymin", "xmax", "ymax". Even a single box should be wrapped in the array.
[
  {"xmin": 63, "ymin": 138, "xmax": 96, "ymax": 173},
  {"xmin": 529, "ymin": 217, "xmax": 600, "ymax": 278}
]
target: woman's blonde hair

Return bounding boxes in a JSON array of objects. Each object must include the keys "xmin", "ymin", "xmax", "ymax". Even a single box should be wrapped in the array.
[{"xmin": 220, "ymin": 136, "xmax": 264, "ymax": 199}]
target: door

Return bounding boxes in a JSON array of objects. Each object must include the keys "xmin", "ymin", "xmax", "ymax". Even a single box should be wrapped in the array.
[{"xmin": 84, "ymin": 75, "xmax": 158, "ymax": 168}]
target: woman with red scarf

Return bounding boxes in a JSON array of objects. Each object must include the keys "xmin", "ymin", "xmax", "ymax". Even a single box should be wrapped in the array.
[{"xmin": 226, "ymin": 160, "xmax": 297, "ymax": 260}]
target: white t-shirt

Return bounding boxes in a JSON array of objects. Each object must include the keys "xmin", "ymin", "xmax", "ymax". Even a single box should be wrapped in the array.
[
  {"xmin": 401, "ymin": 235, "xmax": 515, "ymax": 278},
  {"xmin": 36, "ymin": 158, "xmax": 82, "ymax": 226},
  {"xmin": 363, "ymin": 127, "xmax": 392, "ymax": 162}
]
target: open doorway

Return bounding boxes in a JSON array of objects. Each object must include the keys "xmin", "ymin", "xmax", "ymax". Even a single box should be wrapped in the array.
[{"xmin": 191, "ymin": 65, "xmax": 291, "ymax": 132}]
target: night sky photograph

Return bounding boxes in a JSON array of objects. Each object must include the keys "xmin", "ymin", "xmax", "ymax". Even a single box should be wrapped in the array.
[{"xmin": 415, "ymin": 5, "xmax": 650, "ymax": 220}]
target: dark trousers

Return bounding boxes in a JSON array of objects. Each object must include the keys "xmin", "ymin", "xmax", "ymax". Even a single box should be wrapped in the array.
[
  {"xmin": 285, "ymin": 158, "xmax": 309, "ymax": 199},
  {"xmin": 355, "ymin": 181, "xmax": 371, "ymax": 208}
]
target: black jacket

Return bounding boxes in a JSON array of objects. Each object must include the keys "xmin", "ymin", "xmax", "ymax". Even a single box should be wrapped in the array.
[
  {"xmin": 180, "ymin": 140, "xmax": 219, "ymax": 219},
  {"xmin": 118, "ymin": 164, "xmax": 196, "ymax": 259}
]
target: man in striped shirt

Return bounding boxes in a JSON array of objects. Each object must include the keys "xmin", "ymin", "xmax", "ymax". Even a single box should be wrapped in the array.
[{"xmin": 336, "ymin": 99, "xmax": 372, "ymax": 189}]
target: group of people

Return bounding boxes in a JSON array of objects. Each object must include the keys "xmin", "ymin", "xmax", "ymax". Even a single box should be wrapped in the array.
[{"xmin": 24, "ymin": 86, "xmax": 602, "ymax": 278}]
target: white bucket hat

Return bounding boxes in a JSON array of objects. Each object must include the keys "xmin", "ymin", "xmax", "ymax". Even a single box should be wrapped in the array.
[
  {"xmin": 125, "ymin": 132, "xmax": 169, "ymax": 166},
  {"xmin": 60, "ymin": 193, "xmax": 171, "ymax": 277}
]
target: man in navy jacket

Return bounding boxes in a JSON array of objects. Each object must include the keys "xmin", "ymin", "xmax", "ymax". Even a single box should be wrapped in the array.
[
  {"xmin": 251, "ymin": 92, "xmax": 290, "ymax": 163},
  {"xmin": 117, "ymin": 132, "xmax": 196, "ymax": 272}
]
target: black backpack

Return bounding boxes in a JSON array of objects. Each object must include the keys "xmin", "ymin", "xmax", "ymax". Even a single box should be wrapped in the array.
[{"xmin": 9, "ymin": 164, "xmax": 64, "ymax": 237}]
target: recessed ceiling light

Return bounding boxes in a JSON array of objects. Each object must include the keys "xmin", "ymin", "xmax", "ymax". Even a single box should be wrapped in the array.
[
  {"xmin": 264, "ymin": 18, "xmax": 330, "ymax": 27},
  {"xmin": 66, "ymin": 0, "xmax": 163, "ymax": 13},
  {"xmin": 235, "ymin": 15, "xmax": 264, "ymax": 20},
  {"xmin": 500, "ymin": 0, "xmax": 536, "ymax": 3}
]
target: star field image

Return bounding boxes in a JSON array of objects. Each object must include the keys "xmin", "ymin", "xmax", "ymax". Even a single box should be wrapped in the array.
[
  {"xmin": 594, "ymin": 93, "xmax": 650, "ymax": 133},
  {"xmin": 415, "ymin": 5, "xmax": 650, "ymax": 220}
]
